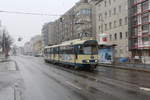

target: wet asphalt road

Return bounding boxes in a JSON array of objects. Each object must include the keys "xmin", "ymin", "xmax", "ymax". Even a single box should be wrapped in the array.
[{"xmin": 12, "ymin": 55, "xmax": 150, "ymax": 100}]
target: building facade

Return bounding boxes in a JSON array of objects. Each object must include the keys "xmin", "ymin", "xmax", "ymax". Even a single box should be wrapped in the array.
[
  {"xmin": 0, "ymin": 21, "xmax": 3, "ymax": 53},
  {"xmin": 24, "ymin": 35, "xmax": 42, "ymax": 56},
  {"xmin": 73, "ymin": 0, "xmax": 94, "ymax": 38},
  {"xmin": 30, "ymin": 35, "xmax": 42, "ymax": 56},
  {"xmin": 129, "ymin": 0, "xmax": 150, "ymax": 57},
  {"xmin": 42, "ymin": 0, "xmax": 95, "ymax": 45},
  {"xmin": 42, "ymin": 23, "xmax": 50, "ymax": 46},
  {"xmin": 23, "ymin": 42, "xmax": 32, "ymax": 55},
  {"xmin": 95, "ymin": 0, "xmax": 130, "ymax": 58}
]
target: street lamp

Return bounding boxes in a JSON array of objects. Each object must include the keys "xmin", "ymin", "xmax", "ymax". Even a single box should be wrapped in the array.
[{"xmin": 60, "ymin": 17, "xmax": 64, "ymax": 42}]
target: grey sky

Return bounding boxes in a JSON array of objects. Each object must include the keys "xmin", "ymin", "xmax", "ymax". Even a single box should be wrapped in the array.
[{"xmin": 0, "ymin": 0, "xmax": 79, "ymax": 46}]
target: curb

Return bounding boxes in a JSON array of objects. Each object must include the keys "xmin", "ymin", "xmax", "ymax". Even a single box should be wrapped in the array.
[
  {"xmin": 0, "ymin": 87, "xmax": 14, "ymax": 100},
  {"xmin": 13, "ymin": 60, "xmax": 19, "ymax": 71},
  {"xmin": 98, "ymin": 64, "xmax": 150, "ymax": 73}
]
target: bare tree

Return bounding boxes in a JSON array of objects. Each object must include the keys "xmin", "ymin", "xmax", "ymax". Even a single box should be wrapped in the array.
[{"xmin": 2, "ymin": 29, "xmax": 13, "ymax": 57}]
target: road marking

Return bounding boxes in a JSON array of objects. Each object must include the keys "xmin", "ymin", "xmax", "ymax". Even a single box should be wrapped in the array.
[
  {"xmin": 66, "ymin": 81, "xmax": 82, "ymax": 90},
  {"xmin": 140, "ymin": 87, "xmax": 150, "ymax": 92}
]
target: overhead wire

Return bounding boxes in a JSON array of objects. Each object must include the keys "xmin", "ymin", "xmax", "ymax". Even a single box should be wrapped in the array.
[{"xmin": 0, "ymin": 10, "xmax": 61, "ymax": 16}]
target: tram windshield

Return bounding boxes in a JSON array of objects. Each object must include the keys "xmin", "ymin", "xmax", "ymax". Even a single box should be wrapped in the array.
[{"xmin": 83, "ymin": 46, "xmax": 98, "ymax": 55}]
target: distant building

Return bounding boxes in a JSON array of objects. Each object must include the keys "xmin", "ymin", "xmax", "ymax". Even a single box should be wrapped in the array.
[
  {"xmin": 23, "ymin": 42, "xmax": 32, "ymax": 55},
  {"xmin": 24, "ymin": 35, "xmax": 42, "ymax": 56},
  {"xmin": 30, "ymin": 35, "xmax": 42, "ymax": 56}
]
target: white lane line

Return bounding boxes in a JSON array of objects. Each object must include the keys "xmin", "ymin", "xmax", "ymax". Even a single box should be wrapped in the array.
[
  {"xmin": 66, "ymin": 81, "xmax": 82, "ymax": 90},
  {"xmin": 140, "ymin": 87, "xmax": 150, "ymax": 92}
]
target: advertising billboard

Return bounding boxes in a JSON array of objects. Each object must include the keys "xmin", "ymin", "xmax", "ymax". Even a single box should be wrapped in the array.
[{"xmin": 98, "ymin": 48, "xmax": 113, "ymax": 64}]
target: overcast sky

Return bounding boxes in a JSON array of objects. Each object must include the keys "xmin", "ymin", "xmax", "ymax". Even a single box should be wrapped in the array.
[{"xmin": 0, "ymin": 0, "xmax": 79, "ymax": 46}]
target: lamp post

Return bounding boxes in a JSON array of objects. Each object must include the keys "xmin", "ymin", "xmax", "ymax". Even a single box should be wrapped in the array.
[
  {"xmin": 2, "ymin": 31, "xmax": 6, "ymax": 57},
  {"xmin": 60, "ymin": 18, "xmax": 64, "ymax": 42}
]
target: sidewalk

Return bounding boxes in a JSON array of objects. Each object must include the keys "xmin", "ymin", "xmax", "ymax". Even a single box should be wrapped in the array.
[
  {"xmin": 0, "ymin": 54, "xmax": 5, "ymax": 62},
  {"xmin": 0, "ymin": 60, "xmax": 17, "ymax": 71},
  {"xmin": 0, "ymin": 59, "xmax": 18, "ymax": 100},
  {"xmin": 0, "ymin": 87, "xmax": 14, "ymax": 100},
  {"xmin": 98, "ymin": 63, "xmax": 150, "ymax": 72}
]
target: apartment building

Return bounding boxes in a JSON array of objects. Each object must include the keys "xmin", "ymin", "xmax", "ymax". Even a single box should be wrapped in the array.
[
  {"xmin": 129, "ymin": 0, "xmax": 150, "ymax": 57},
  {"xmin": 73, "ymin": 0, "xmax": 94, "ymax": 38},
  {"xmin": 42, "ymin": 0, "xmax": 94, "ymax": 45},
  {"xmin": 95, "ymin": 0, "xmax": 130, "ymax": 58},
  {"xmin": 42, "ymin": 23, "xmax": 49, "ymax": 46}
]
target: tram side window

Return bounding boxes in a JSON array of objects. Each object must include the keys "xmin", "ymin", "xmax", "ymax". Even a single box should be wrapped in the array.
[
  {"xmin": 77, "ymin": 45, "xmax": 83, "ymax": 54},
  {"xmin": 65, "ymin": 46, "xmax": 74, "ymax": 54},
  {"xmin": 44, "ymin": 49, "xmax": 47, "ymax": 54},
  {"xmin": 52, "ymin": 47, "xmax": 59, "ymax": 54},
  {"xmin": 49, "ymin": 48, "xmax": 52, "ymax": 54},
  {"xmin": 59, "ymin": 46, "xmax": 74, "ymax": 54},
  {"xmin": 53, "ymin": 48, "xmax": 56, "ymax": 54}
]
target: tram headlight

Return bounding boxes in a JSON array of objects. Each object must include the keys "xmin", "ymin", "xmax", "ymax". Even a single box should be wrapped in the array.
[{"xmin": 82, "ymin": 60, "xmax": 87, "ymax": 63}]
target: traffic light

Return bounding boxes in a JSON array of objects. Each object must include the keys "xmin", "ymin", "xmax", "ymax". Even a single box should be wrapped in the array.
[{"xmin": 18, "ymin": 37, "xmax": 22, "ymax": 41}]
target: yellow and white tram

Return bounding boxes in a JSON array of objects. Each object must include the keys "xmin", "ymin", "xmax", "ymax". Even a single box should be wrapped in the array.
[{"xmin": 44, "ymin": 38, "xmax": 98, "ymax": 70}]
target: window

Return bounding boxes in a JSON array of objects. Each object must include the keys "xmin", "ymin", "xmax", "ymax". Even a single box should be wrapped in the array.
[
  {"xmin": 109, "ymin": 10, "xmax": 111, "ymax": 17},
  {"xmin": 110, "ymin": 35, "xmax": 112, "ymax": 41},
  {"xmin": 142, "ymin": 37, "xmax": 149, "ymax": 42},
  {"xmin": 79, "ymin": 9, "xmax": 91, "ymax": 15},
  {"xmin": 119, "ymin": 5, "xmax": 122, "ymax": 13},
  {"xmin": 119, "ymin": 18, "xmax": 122, "ymax": 26},
  {"xmin": 99, "ymin": 14, "xmax": 102, "ymax": 21},
  {"xmin": 105, "ymin": 12, "xmax": 107, "ymax": 19},
  {"xmin": 133, "ymin": 27, "xmax": 138, "ymax": 35},
  {"xmin": 125, "ymin": 32, "xmax": 128, "ymax": 38},
  {"xmin": 105, "ymin": 1, "xmax": 107, "ymax": 7},
  {"xmin": 120, "ymin": 49, "xmax": 123, "ymax": 54},
  {"xmin": 109, "ymin": 0, "xmax": 111, "ymax": 5},
  {"xmin": 101, "ymin": 24, "xmax": 103, "ymax": 32},
  {"xmin": 125, "ymin": 17, "xmax": 128, "ymax": 25},
  {"xmin": 114, "ymin": 8, "xmax": 116, "ymax": 15},
  {"xmin": 99, "ymin": 25, "xmax": 101, "ymax": 31},
  {"xmin": 142, "ymin": 24, "xmax": 149, "ymax": 32},
  {"xmin": 109, "ymin": 22, "xmax": 112, "ymax": 29},
  {"xmin": 105, "ymin": 24, "xmax": 107, "ymax": 31},
  {"xmin": 142, "ymin": 1, "xmax": 149, "ymax": 11},
  {"xmin": 120, "ymin": 32, "xmax": 122, "ymax": 39},
  {"xmin": 83, "ymin": 46, "xmax": 98, "ymax": 55},
  {"xmin": 133, "ymin": 6, "xmax": 138, "ymax": 14},
  {"xmin": 142, "ymin": 15, "xmax": 149, "ymax": 23},
  {"xmin": 114, "ymin": 20, "xmax": 117, "ymax": 28},
  {"xmin": 133, "ymin": 16, "xmax": 138, "ymax": 25},
  {"xmin": 114, "ymin": 33, "xmax": 117, "ymax": 40}
]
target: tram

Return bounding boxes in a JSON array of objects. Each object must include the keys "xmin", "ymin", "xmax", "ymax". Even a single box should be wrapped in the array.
[{"xmin": 44, "ymin": 38, "xmax": 98, "ymax": 70}]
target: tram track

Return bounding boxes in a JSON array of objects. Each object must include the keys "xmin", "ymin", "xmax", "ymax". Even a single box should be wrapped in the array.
[{"xmin": 20, "ymin": 56, "xmax": 150, "ymax": 93}]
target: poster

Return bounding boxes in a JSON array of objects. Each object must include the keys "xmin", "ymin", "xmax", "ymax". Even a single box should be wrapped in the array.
[{"xmin": 98, "ymin": 48, "xmax": 113, "ymax": 64}]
